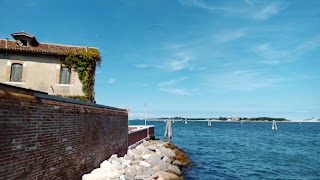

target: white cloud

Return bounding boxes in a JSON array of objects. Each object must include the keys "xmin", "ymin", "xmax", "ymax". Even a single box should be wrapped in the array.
[
  {"xmin": 213, "ymin": 29, "xmax": 246, "ymax": 43},
  {"xmin": 168, "ymin": 56, "xmax": 190, "ymax": 71},
  {"xmin": 128, "ymin": 82, "xmax": 149, "ymax": 87},
  {"xmin": 158, "ymin": 77, "xmax": 188, "ymax": 87},
  {"xmin": 254, "ymin": 36, "xmax": 320, "ymax": 64},
  {"xmin": 107, "ymin": 78, "xmax": 116, "ymax": 84},
  {"xmin": 164, "ymin": 42, "xmax": 189, "ymax": 50},
  {"xmin": 178, "ymin": 0, "xmax": 226, "ymax": 11},
  {"xmin": 134, "ymin": 55, "xmax": 197, "ymax": 72},
  {"xmin": 160, "ymin": 88, "xmax": 191, "ymax": 95},
  {"xmin": 253, "ymin": 3, "xmax": 282, "ymax": 20},
  {"xmin": 255, "ymin": 43, "xmax": 290, "ymax": 61},
  {"xmin": 295, "ymin": 36, "xmax": 320, "ymax": 54},
  {"xmin": 158, "ymin": 77, "xmax": 192, "ymax": 95},
  {"xmin": 244, "ymin": 0, "xmax": 254, "ymax": 7},
  {"xmin": 205, "ymin": 69, "xmax": 282, "ymax": 92},
  {"xmin": 135, "ymin": 64, "xmax": 152, "ymax": 68}
]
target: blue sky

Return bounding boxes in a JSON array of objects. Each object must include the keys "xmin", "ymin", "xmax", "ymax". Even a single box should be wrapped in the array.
[{"xmin": 1, "ymin": 0, "xmax": 319, "ymax": 120}]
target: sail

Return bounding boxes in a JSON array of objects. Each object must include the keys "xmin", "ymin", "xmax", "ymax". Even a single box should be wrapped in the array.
[{"xmin": 272, "ymin": 120, "xmax": 277, "ymax": 131}]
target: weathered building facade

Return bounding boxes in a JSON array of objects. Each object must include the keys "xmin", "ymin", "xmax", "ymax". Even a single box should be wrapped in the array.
[{"xmin": 0, "ymin": 32, "xmax": 99, "ymax": 101}]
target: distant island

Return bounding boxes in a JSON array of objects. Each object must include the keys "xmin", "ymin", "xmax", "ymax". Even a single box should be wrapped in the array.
[{"xmin": 148, "ymin": 116, "xmax": 289, "ymax": 122}]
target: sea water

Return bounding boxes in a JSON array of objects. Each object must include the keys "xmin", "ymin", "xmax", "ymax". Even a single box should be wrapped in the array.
[{"xmin": 129, "ymin": 120, "xmax": 320, "ymax": 179}]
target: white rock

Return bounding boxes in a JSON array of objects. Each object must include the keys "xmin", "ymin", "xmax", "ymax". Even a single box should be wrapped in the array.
[
  {"xmin": 120, "ymin": 174, "xmax": 126, "ymax": 180},
  {"xmin": 125, "ymin": 166, "xmax": 137, "ymax": 179},
  {"xmin": 124, "ymin": 154, "xmax": 134, "ymax": 161},
  {"xmin": 162, "ymin": 156, "xmax": 171, "ymax": 163},
  {"xmin": 167, "ymin": 164, "xmax": 182, "ymax": 176},
  {"xmin": 82, "ymin": 173, "xmax": 107, "ymax": 180},
  {"xmin": 155, "ymin": 149, "xmax": 162, "ymax": 155},
  {"xmin": 167, "ymin": 148, "xmax": 176, "ymax": 157},
  {"xmin": 147, "ymin": 145, "xmax": 156, "ymax": 151},
  {"xmin": 136, "ymin": 144, "xmax": 144, "ymax": 151},
  {"xmin": 109, "ymin": 154, "xmax": 118, "ymax": 159},
  {"xmin": 142, "ymin": 140, "xmax": 150, "ymax": 146},
  {"xmin": 139, "ymin": 161, "xmax": 151, "ymax": 168},
  {"xmin": 141, "ymin": 154, "xmax": 152, "ymax": 160},
  {"xmin": 132, "ymin": 149, "xmax": 142, "ymax": 156},
  {"xmin": 115, "ymin": 163, "xmax": 127, "ymax": 170},
  {"xmin": 134, "ymin": 174, "xmax": 151, "ymax": 180},
  {"xmin": 158, "ymin": 170, "xmax": 181, "ymax": 180},
  {"xmin": 111, "ymin": 160, "xmax": 121, "ymax": 166},
  {"xmin": 91, "ymin": 168, "xmax": 107, "ymax": 175},
  {"xmin": 100, "ymin": 160, "xmax": 113, "ymax": 169}
]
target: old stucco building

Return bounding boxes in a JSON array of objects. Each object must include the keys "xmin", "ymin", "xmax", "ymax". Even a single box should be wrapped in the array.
[{"xmin": 0, "ymin": 31, "xmax": 99, "ymax": 101}]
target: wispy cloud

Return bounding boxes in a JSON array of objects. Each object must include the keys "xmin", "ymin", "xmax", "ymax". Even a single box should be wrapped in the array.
[
  {"xmin": 254, "ymin": 36, "xmax": 320, "ymax": 64},
  {"xmin": 158, "ymin": 77, "xmax": 192, "ymax": 95},
  {"xmin": 135, "ymin": 64, "xmax": 152, "ymax": 68},
  {"xmin": 168, "ymin": 56, "xmax": 190, "ymax": 71},
  {"xmin": 178, "ymin": 0, "xmax": 283, "ymax": 21},
  {"xmin": 158, "ymin": 77, "xmax": 188, "ymax": 87},
  {"xmin": 213, "ymin": 29, "xmax": 246, "ymax": 43},
  {"xmin": 128, "ymin": 82, "xmax": 149, "ymax": 88},
  {"xmin": 205, "ymin": 69, "xmax": 282, "ymax": 92},
  {"xmin": 134, "ymin": 64, "xmax": 162, "ymax": 69},
  {"xmin": 253, "ymin": 3, "xmax": 282, "ymax": 20},
  {"xmin": 178, "ymin": 0, "xmax": 227, "ymax": 11},
  {"xmin": 254, "ymin": 43, "xmax": 289, "ymax": 64},
  {"xmin": 160, "ymin": 88, "xmax": 191, "ymax": 95},
  {"xmin": 295, "ymin": 35, "xmax": 320, "ymax": 55},
  {"xmin": 135, "ymin": 56, "xmax": 194, "ymax": 72},
  {"xmin": 107, "ymin": 78, "xmax": 116, "ymax": 84},
  {"xmin": 244, "ymin": 0, "xmax": 254, "ymax": 8}
]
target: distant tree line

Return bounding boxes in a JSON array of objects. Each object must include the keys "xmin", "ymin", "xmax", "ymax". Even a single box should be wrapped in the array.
[
  {"xmin": 244, "ymin": 117, "xmax": 286, "ymax": 121},
  {"xmin": 156, "ymin": 116, "xmax": 287, "ymax": 121}
]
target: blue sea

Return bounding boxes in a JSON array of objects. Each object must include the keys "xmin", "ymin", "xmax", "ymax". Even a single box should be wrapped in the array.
[{"xmin": 129, "ymin": 120, "xmax": 320, "ymax": 180}]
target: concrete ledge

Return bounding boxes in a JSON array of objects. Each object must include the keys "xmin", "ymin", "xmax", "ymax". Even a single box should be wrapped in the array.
[{"xmin": 128, "ymin": 125, "xmax": 154, "ymax": 134}]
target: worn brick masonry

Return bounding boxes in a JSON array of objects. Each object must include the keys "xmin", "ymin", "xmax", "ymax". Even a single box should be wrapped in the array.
[{"xmin": 0, "ymin": 86, "xmax": 128, "ymax": 180}]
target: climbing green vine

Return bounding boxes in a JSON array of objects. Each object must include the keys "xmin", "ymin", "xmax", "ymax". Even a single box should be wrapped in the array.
[{"xmin": 60, "ymin": 49, "xmax": 101, "ymax": 102}]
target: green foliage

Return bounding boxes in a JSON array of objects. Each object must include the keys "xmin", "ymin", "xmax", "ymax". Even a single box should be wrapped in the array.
[
  {"xmin": 63, "ymin": 95, "xmax": 89, "ymax": 102},
  {"xmin": 56, "ymin": 95, "xmax": 89, "ymax": 102},
  {"xmin": 60, "ymin": 49, "xmax": 101, "ymax": 102}
]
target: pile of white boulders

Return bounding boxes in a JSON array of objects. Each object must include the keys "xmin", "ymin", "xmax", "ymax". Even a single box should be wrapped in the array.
[{"xmin": 82, "ymin": 140, "xmax": 185, "ymax": 180}]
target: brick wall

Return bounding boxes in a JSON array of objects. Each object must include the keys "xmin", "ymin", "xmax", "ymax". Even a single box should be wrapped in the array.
[{"xmin": 0, "ymin": 84, "xmax": 128, "ymax": 179}]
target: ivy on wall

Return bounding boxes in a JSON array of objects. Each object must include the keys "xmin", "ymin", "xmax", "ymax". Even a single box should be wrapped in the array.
[{"xmin": 60, "ymin": 49, "xmax": 101, "ymax": 102}]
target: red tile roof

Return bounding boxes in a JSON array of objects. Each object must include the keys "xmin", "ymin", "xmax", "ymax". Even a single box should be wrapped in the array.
[{"xmin": 0, "ymin": 39, "xmax": 98, "ymax": 56}]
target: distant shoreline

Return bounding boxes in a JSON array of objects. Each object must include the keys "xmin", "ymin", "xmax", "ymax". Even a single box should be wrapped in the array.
[{"xmin": 130, "ymin": 119, "xmax": 320, "ymax": 123}]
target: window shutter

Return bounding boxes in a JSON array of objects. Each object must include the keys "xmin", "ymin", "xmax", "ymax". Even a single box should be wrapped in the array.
[
  {"xmin": 66, "ymin": 68, "xmax": 70, "ymax": 84},
  {"xmin": 60, "ymin": 67, "xmax": 71, "ymax": 84},
  {"xmin": 10, "ymin": 64, "xmax": 22, "ymax": 82}
]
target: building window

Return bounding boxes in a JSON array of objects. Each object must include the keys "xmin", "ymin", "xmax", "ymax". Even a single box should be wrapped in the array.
[
  {"xmin": 60, "ymin": 67, "xmax": 71, "ymax": 84},
  {"xmin": 20, "ymin": 40, "xmax": 29, "ymax": 46},
  {"xmin": 10, "ymin": 63, "xmax": 23, "ymax": 82}
]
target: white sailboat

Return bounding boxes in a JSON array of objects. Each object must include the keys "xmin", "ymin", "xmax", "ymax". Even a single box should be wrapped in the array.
[
  {"xmin": 272, "ymin": 120, "xmax": 277, "ymax": 131},
  {"xmin": 185, "ymin": 120, "xmax": 188, "ymax": 124}
]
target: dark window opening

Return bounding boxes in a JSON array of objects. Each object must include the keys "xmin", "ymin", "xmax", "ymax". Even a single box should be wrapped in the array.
[{"xmin": 20, "ymin": 40, "xmax": 29, "ymax": 46}]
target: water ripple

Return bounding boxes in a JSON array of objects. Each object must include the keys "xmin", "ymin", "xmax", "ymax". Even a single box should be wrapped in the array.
[{"xmin": 130, "ymin": 121, "xmax": 320, "ymax": 179}]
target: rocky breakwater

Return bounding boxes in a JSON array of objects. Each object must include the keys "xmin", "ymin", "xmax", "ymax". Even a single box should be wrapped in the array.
[{"xmin": 82, "ymin": 140, "xmax": 192, "ymax": 180}]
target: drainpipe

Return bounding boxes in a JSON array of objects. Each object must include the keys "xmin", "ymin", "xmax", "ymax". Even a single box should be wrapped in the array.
[
  {"xmin": 5, "ymin": 38, "xmax": 9, "ymax": 48},
  {"xmin": 5, "ymin": 38, "xmax": 9, "ymax": 56}
]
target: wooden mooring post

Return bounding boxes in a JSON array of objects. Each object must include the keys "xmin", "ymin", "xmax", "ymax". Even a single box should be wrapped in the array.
[{"xmin": 164, "ymin": 119, "xmax": 172, "ymax": 139}]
